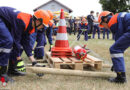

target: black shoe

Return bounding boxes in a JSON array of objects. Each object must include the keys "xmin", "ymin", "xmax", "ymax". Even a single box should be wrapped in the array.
[
  {"xmin": 8, "ymin": 68, "xmax": 26, "ymax": 76},
  {"xmin": 108, "ymin": 72, "xmax": 126, "ymax": 83},
  {"xmin": 88, "ymin": 36, "xmax": 91, "ymax": 39},
  {"xmin": 8, "ymin": 60, "xmax": 26, "ymax": 76}
]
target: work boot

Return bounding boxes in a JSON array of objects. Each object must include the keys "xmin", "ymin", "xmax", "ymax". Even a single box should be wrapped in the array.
[
  {"xmin": 8, "ymin": 60, "xmax": 26, "ymax": 76},
  {"xmin": 88, "ymin": 36, "xmax": 91, "ymax": 39},
  {"xmin": 0, "ymin": 66, "xmax": 14, "ymax": 83},
  {"xmin": 32, "ymin": 61, "xmax": 45, "ymax": 77},
  {"xmin": 108, "ymin": 72, "xmax": 126, "ymax": 83},
  {"xmin": 32, "ymin": 61, "xmax": 46, "ymax": 67}
]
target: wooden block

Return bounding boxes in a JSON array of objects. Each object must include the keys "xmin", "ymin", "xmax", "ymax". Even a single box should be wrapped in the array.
[
  {"xmin": 74, "ymin": 63, "xmax": 83, "ymax": 70},
  {"xmin": 94, "ymin": 62, "xmax": 102, "ymax": 70},
  {"xmin": 54, "ymin": 63, "xmax": 61, "ymax": 68}
]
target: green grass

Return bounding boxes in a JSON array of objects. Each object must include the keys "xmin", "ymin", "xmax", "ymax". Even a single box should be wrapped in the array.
[{"xmin": 1, "ymin": 34, "xmax": 130, "ymax": 90}]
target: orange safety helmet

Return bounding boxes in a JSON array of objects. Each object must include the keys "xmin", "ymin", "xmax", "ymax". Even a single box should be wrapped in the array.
[
  {"xmin": 47, "ymin": 10, "xmax": 53, "ymax": 22},
  {"xmin": 98, "ymin": 11, "xmax": 113, "ymax": 27},
  {"xmin": 34, "ymin": 10, "xmax": 50, "ymax": 27},
  {"xmin": 47, "ymin": 10, "xmax": 53, "ymax": 20},
  {"xmin": 82, "ymin": 18, "xmax": 86, "ymax": 22}
]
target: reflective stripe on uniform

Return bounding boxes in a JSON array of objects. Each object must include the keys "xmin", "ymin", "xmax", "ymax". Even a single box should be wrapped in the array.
[
  {"xmin": 59, "ymin": 19, "xmax": 66, "ymax": 26},
  {"xmin": 36, "ymin": 46, "xmax": 44, "ymax": 49},
  {"xmin": 0, "ymin": 48, "xmax": 12, "ymax": 53},
  {"xmin": 56, "ymin": 33, "xmax": 68, "ymax": 40},
  {"xmin": 111, "ymin": 53, "xmax": 123, "ymax": 58},
  {"xmin": 121, "ymin": 12, "xmax": 127, "ymax": 17}
]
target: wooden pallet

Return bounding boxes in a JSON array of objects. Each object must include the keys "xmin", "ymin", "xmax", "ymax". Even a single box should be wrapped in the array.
[{"xmin": 45, "ymin": 52, "xmax": 102, "ymax": 70}]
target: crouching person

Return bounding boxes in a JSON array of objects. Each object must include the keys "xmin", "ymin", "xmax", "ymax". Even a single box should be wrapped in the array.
[
  {"xmin": 0, "ymin": 6, "xmax": 50, "ymax": 80},
  {"xmin": 98, "ymin": 11, "xmax": 130, "ymax": 83}
]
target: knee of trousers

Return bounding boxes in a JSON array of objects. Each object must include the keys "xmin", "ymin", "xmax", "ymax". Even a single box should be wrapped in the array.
[
  {"xmin": 109, "ymin": 45, "xmax": 119, "ymax": 54},
  {"xmin": 5, "ymin": 37, "xmax": 13, "ymax": 48}
]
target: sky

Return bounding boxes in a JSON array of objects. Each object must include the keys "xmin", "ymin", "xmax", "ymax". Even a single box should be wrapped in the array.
[{"xmin": 0, "ymin": 0, "xmax": 102, "ymax": 16}]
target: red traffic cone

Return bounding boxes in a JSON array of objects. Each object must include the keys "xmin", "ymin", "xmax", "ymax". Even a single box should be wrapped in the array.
[{"xmin": 51, "ymin": 9, "xmax": 72, "ymax": 57}]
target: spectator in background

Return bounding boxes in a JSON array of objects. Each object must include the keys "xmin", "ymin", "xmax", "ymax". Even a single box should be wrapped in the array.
[
  {"xmin": 73, "ymin": 17, "xmax": 78, "ymax": 35},
  {"xmin": 87, "ymin": 11, "xmax": 95, "ymax": 39},
  {"xmin": 102, "ymin": 28, "xmax": 110, "ymax": 39},
  {"xmin": 68, "ymin": 16, "xmax": 74, "ymax": 35},
  {"xmin": 93, "ymin": 12, "xmax": 100, "ymax": 39}
]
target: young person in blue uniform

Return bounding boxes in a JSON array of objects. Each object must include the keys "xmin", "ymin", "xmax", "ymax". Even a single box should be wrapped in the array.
[
  {"xmin": 98, "ymin": 11, "xmax": 130, "ymax": 83},
  {"xmin": 0, "ymin": 7, "xmax": 50, "ymax": 82},
  {"xmin": 77, "ymin": 18, "xmax": 88, "ymax": 41}
]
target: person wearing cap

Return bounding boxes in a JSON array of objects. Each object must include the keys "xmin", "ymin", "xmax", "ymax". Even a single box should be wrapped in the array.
[
  {"xmin": 0, "ymin": 7, "xmax": 50, "ymax": 81},
  {"xmin": 98, "ymin": 11, "xmax": 130, "ymax": 83}
]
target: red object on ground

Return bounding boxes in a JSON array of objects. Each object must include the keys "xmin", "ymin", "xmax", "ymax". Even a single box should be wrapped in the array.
[
  {"xmin": 1, "ymin": 77, "xmax": 7, "ymax": 87},
  {"xmin": 51, "ymin": 9, "xmax": 72, "ymax": 57},
  {"xmin": 73, "ymin": 46, "xmax": 87, "ymax": 61}
]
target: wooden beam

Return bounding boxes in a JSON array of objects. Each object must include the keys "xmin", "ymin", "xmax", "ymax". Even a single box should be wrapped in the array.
[{"xmin": 27, "ymin": 67, "xmax": 115, "ymax": 78}]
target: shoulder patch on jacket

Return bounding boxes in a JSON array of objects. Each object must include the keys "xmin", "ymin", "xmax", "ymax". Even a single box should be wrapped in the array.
[
  {"xmin": 17, "ymin": 12, "xmax": 32, "ymax": 31},
  {"xmin": 108, "ymin": 13, "xmax": 118, "ymax": 28}
]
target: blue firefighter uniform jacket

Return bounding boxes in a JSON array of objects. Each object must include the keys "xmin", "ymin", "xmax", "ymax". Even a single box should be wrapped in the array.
[
  {"xmin": 0, "ymin": 7, "xmax": 34, "ymax": 66},
  {"xmin": 108, "ymin": 12, "xmax": 130, "ymax": 72},
  {"xmin": 77, "ymin": 23, "xmax": 88, "ymax": 41}
]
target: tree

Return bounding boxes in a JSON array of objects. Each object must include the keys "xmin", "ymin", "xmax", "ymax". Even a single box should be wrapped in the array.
[{"xmin": 99, "ymin": 0, "xmax": 130, "ymax": 13}]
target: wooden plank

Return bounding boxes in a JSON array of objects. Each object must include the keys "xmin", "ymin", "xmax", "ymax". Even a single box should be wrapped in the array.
[
  {"xmin": 69, "ymin": 57, "xmax": 83, "ymax": 63},
  {"xmin": 84, "ymin": 58, "xmax": 94, "ymax": 64},
  {"xmin": 87, "ymin": 54, "xmax": 102, "ymax": 62},
  {"xmin": 46, "ymin": 52, "xmax": 63, "ymax": 63},
  {"xmin": 60, "ymin": 58, "xmax": 72, "ymax": 63},
  {"xmin": 27, "ymin": 67, "xmax": 116, "ymax": 77},
  {"xmin": 36, "ymin": 60, "xmax": 44, "ymax": 63}
]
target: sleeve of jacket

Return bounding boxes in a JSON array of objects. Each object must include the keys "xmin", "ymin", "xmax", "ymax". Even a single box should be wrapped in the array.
[
  {"xmin": 46, "ymin": 26, "xmax": 53, "ymax": 45},
  {"xmin": 13, "ymin": 20, "xmax": 25, "ymax": 57},
  {"xmin": 21, "ymin": 33, "xmax": 33, "ymax": 57},
  {"xmin": 124, "ymin": 13, "xmax": 130, "ymax": 32}
]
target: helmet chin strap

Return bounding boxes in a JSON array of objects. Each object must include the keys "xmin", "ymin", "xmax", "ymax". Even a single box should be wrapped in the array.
[{"xmin": 32, "ymin": 15, "xmax": 44, "ymax": 32}]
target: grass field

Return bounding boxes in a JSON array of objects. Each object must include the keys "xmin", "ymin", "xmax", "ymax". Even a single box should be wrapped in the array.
[{"xmin": 0, "ymin": 34, "xmax": 130, "ymax": 90}]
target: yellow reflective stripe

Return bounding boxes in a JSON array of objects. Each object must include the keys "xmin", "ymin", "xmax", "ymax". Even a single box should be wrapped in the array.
[
  {"xmin": 17, "ymin": 61, "xmax": 24, "ymax": 67},
  {"xmin": 17, "ymin": 67, "xmax": 26, "ymax": 72},
  {"xmin": 51, "ymin": 45, "xmax": 53, "ymax": 48},
  {"xmin": 88, "ymin": 34, "xmax": 91, "ymax": 36}
]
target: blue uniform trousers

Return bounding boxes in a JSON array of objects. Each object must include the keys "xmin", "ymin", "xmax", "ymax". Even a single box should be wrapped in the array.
[
  {"xmin": 0, "ymin": 18, "xmax": 13, "ymax": 66},
  {"xmin": 34, "ymin": 31, "xmax": 46, "ymax": 58},
  {"xmin": 77, "ymin": 30, "xmax": 88, "ymax": 41},
  {"xmin": 103, "ymin": 28, "xmax": 109, "ymax": 39},
  {"xmin": 92, "ymin": 24, "xmax": 100, "ymax": 39},
  {"xmin": 110, "ymin": 31, "xmax": 130, "ymax": 72}
]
